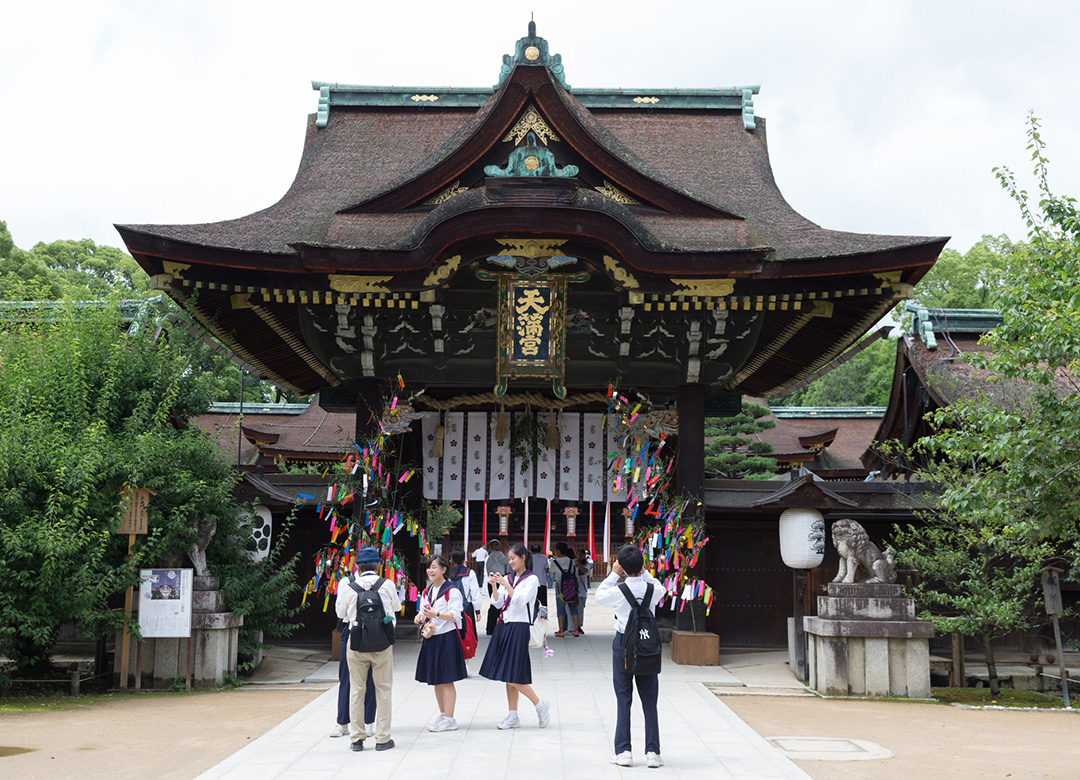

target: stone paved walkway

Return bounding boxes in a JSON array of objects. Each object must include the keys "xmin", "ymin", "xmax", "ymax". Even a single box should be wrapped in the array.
[{"xmin": 200, "ymin": 594, "xmax": 811, "ymax": 780}]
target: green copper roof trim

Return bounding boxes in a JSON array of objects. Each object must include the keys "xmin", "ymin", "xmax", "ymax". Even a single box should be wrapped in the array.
[
  {"xmin": 0, "ymin": 295, "xmax": 163, "ymax": 324},
  {"xmin": 483, "ymin": 131, "xmax": 579, "ymax": 178},
  {"xmin": 311, "ymin": 24, "xmax": 758, "ymax": 130},
  {"xmin": 316, "ymin": 85, "xmax": 330, "ymax": 128},
  {"xmin": 310, "ymin": 83, "xmax": 494, "ymax": 109},
  {"xmin": 742, "ymin": 88, "xmax": 756, "ymax": 130},
  {"xmin": 310, "ymin": 82, "xmax": 761, "ymax": 114},
  {"xmin": 905, "ymin": 304, "xmax": 1003, "ymax": 350},
  {"xmin": 770, "ymin": 406, "xmax": 886, "ymax": 419},
  {"xmin": 208, "ymin": 401, "xmax": 311, "ymax": 415},
  {"xmin": 496, "ymin": 21, "xmax": 568, "ymax": 90}
]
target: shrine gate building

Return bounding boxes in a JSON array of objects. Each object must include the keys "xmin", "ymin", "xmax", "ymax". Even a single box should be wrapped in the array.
[{"xmin": 120, "ymin": 25, "xmax": 946, "ymax": 645}]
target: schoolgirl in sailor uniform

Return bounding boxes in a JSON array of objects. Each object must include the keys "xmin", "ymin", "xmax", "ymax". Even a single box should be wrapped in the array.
[
  {"xmin": 450, "ymin": 549, "xmax": 482, "ymax": 665},
  {"xmin": 414, "ymin": 555, "xmax": 467, "ymax": 732},
  {"xmin": 479, "ymin": 542, "xmax": 551, "ymax": 730}
]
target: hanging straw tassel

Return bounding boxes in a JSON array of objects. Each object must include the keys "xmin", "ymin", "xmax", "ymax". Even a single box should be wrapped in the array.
[
  {"xmin": 544, "ymin": 409, "xmax": 561, "ymax": 450},
  {"xmin": 431, "ymin": 412, "xmax": 445, "ymax": 458},
  {"xmin": 495, "ymin": 405, "xmax": 509, "ymax": 442}
]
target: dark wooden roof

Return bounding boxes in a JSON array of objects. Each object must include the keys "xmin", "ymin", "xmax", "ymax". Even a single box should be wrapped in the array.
[
  {"xmin": 863, "ymin": 306, "xmax": 1074, "ymax": 473},
  {"xmin": 704, "ymin": 475, "xmax": 931, "ymax": 518},
  {"xmin": 117, "ymin": 28, "xmax": 946, "ymax": 398},
  {"xmin": 194, "ymin": 397, "xmax": 353, "ymax": 470},
  {"xmin": 751, "ymin": 405, "xmax": 883, "ymax": 477},
  {"xmin": 118, "ymin": 70, "xmax": 943, "ymax": 270}
]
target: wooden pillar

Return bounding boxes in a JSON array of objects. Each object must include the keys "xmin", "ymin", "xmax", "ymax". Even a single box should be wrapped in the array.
[{"xmin": 677, "ymin": 384, "xmax": 705, "ymax": 500}]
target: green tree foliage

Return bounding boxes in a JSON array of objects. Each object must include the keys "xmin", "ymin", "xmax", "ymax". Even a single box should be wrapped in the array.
[
  {"xmin": 0, "ymin": 300, "xmax": 300, "ymax": 678},
  {"xmin": 0, "ymin": 221, "xmax": 150, "ymax": 300},
  {"xmin": 778, "ymin": 234, "xmax": 1024, "ymax": 409},
  {"xmin": 892, "ymin": 485, "xmax": 1055, "ymax": 697},
  {"xmin": 908, "ymin": 234, "xmax": 1019, "ymax": 311},
  {"xmin": 924, "ymin": 116, "xmax": 1080, "ymax": 542},
  {"xmin": 775, "ymin": 336, "xmax": 896, "ymax": 407},
  {"xmin": 894, "ymin": 116, "xmax": 1080, "ymax": 692},
  {"xmin": 0, "ymin": 221, "xmax": 298, "ymax": 404},
  {"xmin": 704, "ymin": 401, "xmax": 778, "ymax": 480}
]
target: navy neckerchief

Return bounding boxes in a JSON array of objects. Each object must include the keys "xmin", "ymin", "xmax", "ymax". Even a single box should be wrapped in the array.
[
  {"xmin": 424, "ymin": 581, "xmax": 453, "ymax": 610},
  {"xmin": 497, "ymin": 570, "xmax": 534, "ymax": 625}
]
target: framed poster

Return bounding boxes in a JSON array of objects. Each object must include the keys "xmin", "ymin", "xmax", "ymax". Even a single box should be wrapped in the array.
[{"xmin": 138, "ymin": 569, "xmax": 193, "ymax": 638}]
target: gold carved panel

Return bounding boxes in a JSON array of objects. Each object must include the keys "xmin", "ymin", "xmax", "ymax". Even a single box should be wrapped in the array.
[
  {"xmin": 670, "ymin": 278, "xmax": 736, "ymax": 297},
  {"xmin": 502, "ymin": 105, "xmax": 561, "ymax": 146},
  {"xmin": 327, "ymin": 275, "xmax": 393, "ymax": 293}
]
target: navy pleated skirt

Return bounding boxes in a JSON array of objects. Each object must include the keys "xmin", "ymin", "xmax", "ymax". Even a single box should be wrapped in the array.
[
  {"xmin": 415, "ymin": 629, "xmax": 468, "ymax": 686},
  {"xmin": 479, "ymin": 621, "xmax": 532, "ymax": 685}
]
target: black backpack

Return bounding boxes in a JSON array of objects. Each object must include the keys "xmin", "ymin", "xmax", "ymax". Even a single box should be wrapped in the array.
[
  {"xmin": 348, "ymin": 576, "xmax": 395, "ymax": 652},
  {"xmin": 450, "ymin": 567, "xmax": 473, "ymax": 614},
  {"xmin": 554, "ymin": 559, "xmax": 578, "ymax": 603},
  {"xmin": 619, "ymin": 583, "xmax": 661, "ymax": 675}
]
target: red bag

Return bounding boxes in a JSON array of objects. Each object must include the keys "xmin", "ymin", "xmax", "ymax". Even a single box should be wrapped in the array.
[{"xmin": 460, "ymin": 610, "xmax": 478, "ymax": 660}]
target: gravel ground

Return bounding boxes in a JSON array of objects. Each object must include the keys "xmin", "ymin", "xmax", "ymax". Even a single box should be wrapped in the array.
[
  {"xmin": 0, "ymin": 686, "xmax": 327, "ymax": 780},
  {"xmin": 2, "ymin": 675, "xmax": 1078, "ymax": 780},
  {"xmin": 723, "ymin": 694, "xmax": 1080, "ymax": 780}
]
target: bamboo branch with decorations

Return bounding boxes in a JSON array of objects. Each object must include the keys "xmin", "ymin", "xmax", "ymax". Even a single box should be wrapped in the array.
[
  {"xmin": 605, "ymin": 380, "xmax": 714, "ymax": 615},
  {"xmin": 299, "ymin": 375, "xmax": 429, "ymax": 612},
  {"xmin": 604, "ymin": 379, "xmax": 679, "ymax": 520},
  {"xmin": 632, "ymin": 509, "xmax": 714, "ymax": 616}
]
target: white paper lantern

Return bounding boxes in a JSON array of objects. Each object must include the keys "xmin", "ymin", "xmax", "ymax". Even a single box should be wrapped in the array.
[
  {"xmin": 779, "ymin": 508, "xmax": 825, "ymax": 569},
  {"xmin": 239, "ymin": 504, "xmax": 273, "ymax": 563}
]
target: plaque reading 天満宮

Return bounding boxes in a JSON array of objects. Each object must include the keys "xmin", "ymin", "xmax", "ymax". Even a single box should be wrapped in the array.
[
  {"xmin": 512, "ymin": 285, "xmax": 552, "ymax": 361},
  {"xmin": 495, "ymin": 276, "xmax": 566, "ymax": 398}
]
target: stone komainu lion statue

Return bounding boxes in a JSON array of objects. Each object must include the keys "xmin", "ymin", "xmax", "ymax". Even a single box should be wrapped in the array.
[{"xmin": 831, "ymin": 519, "xmax": 896, "ymax": 584}]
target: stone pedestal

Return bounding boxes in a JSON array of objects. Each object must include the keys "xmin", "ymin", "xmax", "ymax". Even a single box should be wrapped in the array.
[
  {"xmin": 804, "ymin": 583, "xmax": 933, "ymax": 698},
  {"xmin": 126, "ymin": 576, "xmax": 244, "ymax": 689}
]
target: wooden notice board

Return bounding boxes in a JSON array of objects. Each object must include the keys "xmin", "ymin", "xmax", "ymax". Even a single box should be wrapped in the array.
[{"xmin": 118, "ymin": 486, "xmax": 153, "ymax": 535}]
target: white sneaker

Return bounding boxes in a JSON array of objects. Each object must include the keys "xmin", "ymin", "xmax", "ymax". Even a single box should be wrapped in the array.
[
  {"xmin": 431, "ymin": 717, "xmax": 458, "ymax": 732},
  {"xmin": 610, "ymin": 752, "xmax": 633, "ymax": 767},
  {"xmin": 365, "ymin": 722, "xmax": 376, "ymax": 737},
  {"xmin": 328, "ymin": 723, "xmax": 349, "ymax": 738},
  {"xmin": 496, "ymin": 712, "xmax": 520, "ymax": 730},
  {"xmin": 535, "ymin": 698, "xmax": 550, "ymax": 728},
  {"xmin": 427, "ymin": 714, "xmax": 447, "ymax": 732},
  {"xmin": 646, "ymin": 752, "xmax": 664, "ymax": 768}
]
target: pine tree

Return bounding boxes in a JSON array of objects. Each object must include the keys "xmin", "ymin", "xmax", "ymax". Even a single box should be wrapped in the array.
[{"xmin": 703, "ymin": 401, "xmax": 778, "ymax": 480}]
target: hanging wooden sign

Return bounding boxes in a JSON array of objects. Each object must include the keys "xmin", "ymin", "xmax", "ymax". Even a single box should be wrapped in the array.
[{"xmin": 495, "ymin": 275, "xmax": 567, "ymax": 398}]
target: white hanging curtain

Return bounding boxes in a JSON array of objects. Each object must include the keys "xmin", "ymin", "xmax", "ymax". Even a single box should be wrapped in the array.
[{"xmin": 422, "ymin": 412, "xmax": 620, "ymax": 502}]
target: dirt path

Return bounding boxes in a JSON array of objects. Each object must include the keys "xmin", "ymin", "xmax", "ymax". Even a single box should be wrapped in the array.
[
  {"xmin": 0, "ymin": 686, "xmax": 327, "ymax": 780},
  {"xmin": 723, "ymin": 695, "xmax": 1080, "ymax": 780}
]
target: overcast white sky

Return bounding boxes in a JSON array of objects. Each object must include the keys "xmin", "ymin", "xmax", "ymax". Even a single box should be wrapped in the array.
[{"xmin": 2, "ymin": 0, "xmax": 1078, "ymax": 257}]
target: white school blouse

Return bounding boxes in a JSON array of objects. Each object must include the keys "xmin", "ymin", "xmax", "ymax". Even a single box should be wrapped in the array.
[
  {"xmin": 594, "ymin": 570, "xmax": 660, "ymax": 634},
  {"xmin": 491, "ymin": 572, "xmax": 539, "ymax": 624},
  {"xmin": 419, "ymin": 582, "xmax": 464, "ymax": 635}
]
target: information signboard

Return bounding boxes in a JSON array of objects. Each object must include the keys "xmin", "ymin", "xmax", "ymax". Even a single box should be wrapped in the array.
[{"xmin": 138, "ymin": 569, "xmax": 193, "ymax": 638}]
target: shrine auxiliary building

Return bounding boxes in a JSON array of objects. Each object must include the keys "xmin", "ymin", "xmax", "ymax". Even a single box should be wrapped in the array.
[{"xmin": 118, "ymin": 25, "xmax": 946, "ymax": 644}]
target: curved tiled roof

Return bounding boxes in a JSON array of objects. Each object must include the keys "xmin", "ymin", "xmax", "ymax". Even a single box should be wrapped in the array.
[
  {"xmin": 116, "ymin": 38, "xmax": 948, "ymax": 398},
  {"xmin": 118, "ymin": 64, "xmax": 944, "ymax": 265}
]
